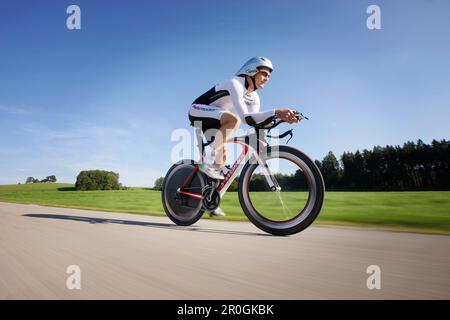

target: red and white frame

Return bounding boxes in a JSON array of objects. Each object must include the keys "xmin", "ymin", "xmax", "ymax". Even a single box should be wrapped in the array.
[{"xmin": 177, "ymin": 133, "xmax": 280, "ymax": 200}]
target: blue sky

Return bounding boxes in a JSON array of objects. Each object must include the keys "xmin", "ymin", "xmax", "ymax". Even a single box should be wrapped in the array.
[{"xmin": 1, "ymin": 0, "xmax": 449, "ymax": 186}]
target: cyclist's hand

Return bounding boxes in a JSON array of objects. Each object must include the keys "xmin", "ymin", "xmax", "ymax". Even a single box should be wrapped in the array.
[{"xmin": 275, "ymin": 108, "xmax": 299, "ymax": 124}]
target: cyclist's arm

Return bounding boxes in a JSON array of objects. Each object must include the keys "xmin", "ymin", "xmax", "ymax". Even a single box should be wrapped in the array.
[{"xmin": 228, "ymin": 78, "xmax": 275, "ymax": 125}]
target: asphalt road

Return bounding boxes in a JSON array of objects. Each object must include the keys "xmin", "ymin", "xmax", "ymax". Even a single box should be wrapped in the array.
[{"xmin": 0, "ymin": 202, "xmax": 449, "ymax": 299}]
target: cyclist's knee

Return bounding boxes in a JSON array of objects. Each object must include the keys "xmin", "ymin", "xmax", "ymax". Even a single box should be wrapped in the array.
[{"xmin": 221, "ymin": 112, "xmax": 240, "ymax": 130}]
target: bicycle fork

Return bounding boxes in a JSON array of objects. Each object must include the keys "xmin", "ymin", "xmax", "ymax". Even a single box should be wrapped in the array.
[{"xmin": 254, "ymin": 153, "xmax": 282, "ymax": 192}]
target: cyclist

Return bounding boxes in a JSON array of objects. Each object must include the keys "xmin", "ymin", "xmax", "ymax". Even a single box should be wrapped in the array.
[{"xmin": 188, "ymin": 56, "xmax": 299, "ymax": 216}]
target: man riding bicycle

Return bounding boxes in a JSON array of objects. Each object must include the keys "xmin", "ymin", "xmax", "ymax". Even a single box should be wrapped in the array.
[{"xmin": 188, "ymin": 56, "xmax": 299, "ymax": 216}]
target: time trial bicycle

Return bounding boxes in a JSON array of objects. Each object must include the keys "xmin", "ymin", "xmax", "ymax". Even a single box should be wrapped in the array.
[{"xmin": 162, "ymin": 111, "xmax": 325, "ymax": 236}]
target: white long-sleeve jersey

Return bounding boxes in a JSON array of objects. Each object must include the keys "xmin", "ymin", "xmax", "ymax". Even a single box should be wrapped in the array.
[{"xmin": 190, "ymin": 76, "xmax": 275, "ymax": 125}]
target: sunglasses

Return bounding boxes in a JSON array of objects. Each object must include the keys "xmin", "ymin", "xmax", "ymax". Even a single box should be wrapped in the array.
[{"xmin": 259, "ymin": 70, "xmax": 271, "ymax": 78}]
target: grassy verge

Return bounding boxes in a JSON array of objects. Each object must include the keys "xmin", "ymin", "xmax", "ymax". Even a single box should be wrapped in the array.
[{"xmin": 0, "ymin": 183, "xmax": 449, "ymax": 235}]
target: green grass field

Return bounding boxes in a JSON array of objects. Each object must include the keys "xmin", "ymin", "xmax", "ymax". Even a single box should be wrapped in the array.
[{"xmin": 0, "ymin": 183, "xmax": 449, "ymax": 235}]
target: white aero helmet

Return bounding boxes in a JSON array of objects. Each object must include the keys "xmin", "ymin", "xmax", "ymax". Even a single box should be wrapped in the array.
[{"xmin": 236, "ymin": 56, "xmax": 273, "ymax": 77}]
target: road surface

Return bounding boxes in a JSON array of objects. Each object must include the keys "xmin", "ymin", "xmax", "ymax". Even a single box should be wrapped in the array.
[{"xmin": 0, "ymin": 202, "xmax": 449, "ymax": 299}]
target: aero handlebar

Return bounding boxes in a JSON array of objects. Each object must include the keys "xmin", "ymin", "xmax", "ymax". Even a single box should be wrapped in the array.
[{"xmin": 251, "ymin": 111, "xmax": 309, "ymax": 130}]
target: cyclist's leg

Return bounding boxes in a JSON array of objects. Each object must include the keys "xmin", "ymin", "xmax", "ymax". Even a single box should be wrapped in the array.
[
  {"xmin": 189, "ymin": 105, "xmax": 223, "ymax": 166},
  {"xmin": 189, "ymin": 105, "xmax": 240, "ymax": 169},
  {"xmin": 210, "ymin": 111, "xmax": 240, "ymax": 168}
]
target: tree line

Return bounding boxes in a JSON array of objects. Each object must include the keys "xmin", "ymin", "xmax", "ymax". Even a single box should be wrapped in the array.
[
  {"xmin": 26, "ymin": 175, "xmax": 57, "ymax": 184},
  {"xmin": 317, "ymin": 139, "xmax": 449, "ymax": 190}
]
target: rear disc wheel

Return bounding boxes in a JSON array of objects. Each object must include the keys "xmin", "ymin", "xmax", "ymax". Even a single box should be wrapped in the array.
[{"xmin": 162, "ymin": 160, "xmax": 206, "ymax": 226}]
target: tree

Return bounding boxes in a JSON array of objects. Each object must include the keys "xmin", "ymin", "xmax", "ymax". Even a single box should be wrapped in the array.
[
  {"xmin": 341, "ymin": 152, "xmax": 355, "ymax": 188},
  {"xmin": 320, "ymin": 151, "xmax": 341, "ymax": 188},
  {"xmin": 228, "ymin": 179, "xmax": 239, "ymax": 191},
  {"xmin": 153, "ymin": 177, "xmax": 164, "ymax": 190},
  {"xmin": 431, "ymin": 139, "xmax": 450, "ymax": 188},
  {"xmin": 249, "ymin": 174, "xmax": 269, "ymax": 191},
  {"xmin": 353, "ymin": 150, "xmax": 366, "ymax": 187},
  {"xmin": 25, "ymin": 177, "xmax": 35, "ymax": 184},
  {"xmin": 75, "ymin": 170, "xmax": 121, "ymax": 191}
]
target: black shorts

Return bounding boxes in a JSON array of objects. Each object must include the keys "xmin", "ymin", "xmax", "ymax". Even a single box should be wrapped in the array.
[{"xmin": 188, "ymin": 114, "xmax": 221, "ymax": 133}]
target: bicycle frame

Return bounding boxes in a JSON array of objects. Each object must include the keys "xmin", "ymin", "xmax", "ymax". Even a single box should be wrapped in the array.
[{"xmin": 177, "ymin": 130, "xmax": 281, "ymax": 200}]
